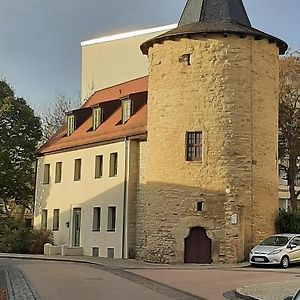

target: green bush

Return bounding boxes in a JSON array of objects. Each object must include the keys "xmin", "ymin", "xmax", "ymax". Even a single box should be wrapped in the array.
[
  {"xmin": 276, "ymin": 209, "xmax": 300, "ymax": 233},
  {"xmin": 0, "ymin": 216, "xmax": 53, "ymax": 254}
]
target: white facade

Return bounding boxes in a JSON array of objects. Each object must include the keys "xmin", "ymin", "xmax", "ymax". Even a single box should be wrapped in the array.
[
  {"xmin": 81, "ymin": 24, "xmax": 176, "ymax": 101},
  {"xmin": 34, "ymin": 141, "xmax": 130, "ymax": 258}
]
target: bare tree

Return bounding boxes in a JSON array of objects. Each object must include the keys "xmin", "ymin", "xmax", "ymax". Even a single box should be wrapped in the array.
[
  {"xmin": 40, "ymin": 93, "xmax": 80, "ymax": 142},
  {"xmin": 279, "ymin": 51, "xmax": 300, "ymax": 211}
]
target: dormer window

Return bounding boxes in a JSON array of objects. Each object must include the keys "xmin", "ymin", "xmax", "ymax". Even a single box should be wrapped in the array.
[
  {"xmin": 122, "ymin": 98, "xmax": 132, "ymax": 124},
  {"xmin": 67, "ymin": 114, "xmax": 75, "ymax": 136},
  {"xmin": 92, "ymin": 107, "xmax": 102, "ymax": 130}
]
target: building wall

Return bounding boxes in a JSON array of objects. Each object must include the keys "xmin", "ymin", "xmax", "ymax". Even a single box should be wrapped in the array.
[
  {"xmin": 34, "ymin": 141, "xmax": 126, "ymax": 258},
  {"xmin": 138, "ymin": 35, "xmax": 279, "ymax": 263},
  {"xmin": 81, "ymin": 25, "xmax": 176, "ymax": 101}
]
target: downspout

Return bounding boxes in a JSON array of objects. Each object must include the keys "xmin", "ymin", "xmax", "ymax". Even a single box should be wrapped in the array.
[
  {"xmin": 122, "ymin": 137, "xmax": 129, "ymax": 258},
  {"xmin": 32, "ymin": 156, "xmax": 40, "ymax": 228}
]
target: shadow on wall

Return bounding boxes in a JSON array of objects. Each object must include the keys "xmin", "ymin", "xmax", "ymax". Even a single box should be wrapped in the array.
[{"xmin": 34, "ymin": 159, "xmax": 252, "ymax": 262}]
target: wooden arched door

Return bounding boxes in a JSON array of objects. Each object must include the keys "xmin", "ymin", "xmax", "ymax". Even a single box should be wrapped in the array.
[{"xmin": 184, "ymin": 227, "xmax": 212, "ymax": 264}]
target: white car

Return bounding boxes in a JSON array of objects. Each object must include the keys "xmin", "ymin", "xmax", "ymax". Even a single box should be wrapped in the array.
[{"xmin": 249, "ymin": 234, "xmax": 300, "ymax": 268}]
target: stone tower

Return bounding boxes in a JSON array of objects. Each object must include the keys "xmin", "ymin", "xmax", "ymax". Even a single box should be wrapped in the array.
[{"xmin": 137, "ymin": 0, "xmax": 288, "ymax": 264}]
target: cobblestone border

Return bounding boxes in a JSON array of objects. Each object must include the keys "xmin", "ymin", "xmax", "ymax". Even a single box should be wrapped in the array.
[{"xmin": 4, "ymin": 265, "xmax": 39, "ymax": 300}]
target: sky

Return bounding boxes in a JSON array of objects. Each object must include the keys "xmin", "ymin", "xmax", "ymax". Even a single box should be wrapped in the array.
[{"xmin": 0, "ymin": 0, "xmax": 299, "ymax": 113}]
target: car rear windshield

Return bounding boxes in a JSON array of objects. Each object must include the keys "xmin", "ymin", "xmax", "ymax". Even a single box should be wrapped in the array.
[{"xmin": 260, "ymin": 236, "xmax": 289, "ymax": 246}]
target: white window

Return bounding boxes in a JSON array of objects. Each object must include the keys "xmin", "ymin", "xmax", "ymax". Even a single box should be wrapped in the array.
[
  {"xmin": 95, "ymin": 155, "xmax": 103, "ymax": 179},
  {"xmin": 74, "ymin": 159, "xmax": 82, "ymax": 181},
  {"xmin": 53, "ymin": 209, "xmax": 60, "ymax": 231},
  {"xmin": 92, "ymin": 207, "xmax": 101, "ymax": 231},
  {"xmin": 122, "ymin": 99, "xmax": 132, "ymax": 124},
  {"xmin": 92, "ymin": 107, "xmax": 102, "ymax": 130},
  {"xmin": 43, "ymin": 164, "xmax": 50, "ymax": 184},
  {"xmin": 55, "ymin": 162, "xmax": 62, "ymax": 183},
  {"xmin": 67, "ymin": 114, "xmax": 75, "ymax": 136},
  {"xmin": 107, "ymin": 206, "xmax": 116, "ymax": 232},
  {"xmin": 109, "ymin": 153, "xmax": 118, "ymax": 177}
]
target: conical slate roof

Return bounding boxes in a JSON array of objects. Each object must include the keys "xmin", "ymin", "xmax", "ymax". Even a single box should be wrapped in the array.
[{"xmin": 141, "ymin": 0, "xmax": 287, "ymax": 55}]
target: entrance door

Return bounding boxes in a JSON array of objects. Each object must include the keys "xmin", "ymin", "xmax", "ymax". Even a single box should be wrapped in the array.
[
  {"xmin": 184, "ymin": 227, "xmax": 212, "ymax": 264},
  {"xmin": 72, "ymin": 208, "xmax": 81, "ymax": 247}
]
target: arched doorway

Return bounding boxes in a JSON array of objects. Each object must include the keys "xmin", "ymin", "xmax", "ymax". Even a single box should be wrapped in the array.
[{"xmin": 184, "ymin": 227, "xmax": 212, "ymax": 264}]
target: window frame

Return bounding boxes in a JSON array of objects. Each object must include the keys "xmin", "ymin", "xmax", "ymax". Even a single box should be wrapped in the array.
[
  {"xmin": 74, "ymin": 158, "xmax": 82, "ymax": 181},
  {"xmin": 107, "ymin": 206, "xmax": 116, "ymax": 232},
  {"xmin": 186, "ymin": 131, "xmax": 203, "ymax": 162},
  {"xmin": 92, "ymin": 107, "xmax": 102, "ymax": 131},
  {"xmin": 92, "ymin": 207, "xmax": 101, "ymax": 231},
  {"xmin": 55, "ymin": 162, "xmax": 62, "ymax": 183},
  {"xmin": 109, "ymin": 153, "xmax": 118, "ymax": 177},
  {"xmin": 121, "ymin": 98, "xmax": 132, "ymax": 124},
  {"xmin": 67, "ymin": 114, "xmax": 75, "ymax": 136},
  {"xmin": 95, "ymin": 155, "xmax": 103, "ymax": 179},
  {"xmin": 43, "ymin": 164, "xmax": 50, "ymax": 185},
  {"xmin": 53, "ymin": 209, "xmax": 60, "ymax": 231}
]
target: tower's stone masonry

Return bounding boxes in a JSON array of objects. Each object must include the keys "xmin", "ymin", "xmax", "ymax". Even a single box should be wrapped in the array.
[{"xmin": 136, "ymin": 35, "xmax": 279, "ymax": 263}]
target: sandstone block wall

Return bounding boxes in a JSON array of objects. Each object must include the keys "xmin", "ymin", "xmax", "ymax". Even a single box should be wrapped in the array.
[{"xmin": 136, "ymin": 35, "xmax": 279, "ymax": 263}]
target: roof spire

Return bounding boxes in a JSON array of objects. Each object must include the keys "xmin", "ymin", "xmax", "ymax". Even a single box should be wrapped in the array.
[
  {"xmin": 141, "ymin": 0, "xmax": 288, "ymax": 55},
  {"xmin": 179, "ymin": 0, "xmax": 251, "ymax": 27}
]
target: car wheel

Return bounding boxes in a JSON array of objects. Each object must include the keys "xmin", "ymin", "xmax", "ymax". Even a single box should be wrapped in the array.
[{"xmin": 280, "ymin": 256, "xmax": 289, "ymax": 268}]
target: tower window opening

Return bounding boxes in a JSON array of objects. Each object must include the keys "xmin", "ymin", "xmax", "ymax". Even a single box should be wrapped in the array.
[
  {"xmin": 197, "ymin": 201, "xmax": 204, "ymax": 212},
  {"xmin": 179, "ymin": 54, "xmax": 191, "ymax": 66},
  {"xmin": 186, "ymin": 131, "xmax": 203, "ymax": 161}
]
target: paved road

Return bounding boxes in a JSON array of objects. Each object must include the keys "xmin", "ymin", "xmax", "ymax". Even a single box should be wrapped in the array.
[
  {"xmin": 131, "ymin": 266, "xmax": 300, "ymax": 300},
  {"xmin": 1, "ymin": 258, "xmax": 300, "ymax": 300},
  {"xmin": 16, "ymin": 260, "xmax": 201, "ymax": 300}
]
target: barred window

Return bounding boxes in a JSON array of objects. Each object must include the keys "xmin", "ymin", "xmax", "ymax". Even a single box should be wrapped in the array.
[{"xmin": 186, "ymin": 132, "xmax": 202, "ymax": 161}]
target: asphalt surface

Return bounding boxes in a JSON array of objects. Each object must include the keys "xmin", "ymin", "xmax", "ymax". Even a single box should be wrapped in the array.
[{"xmin": 0, "ymin": 255, "xmax": 299, "ymax": 300}]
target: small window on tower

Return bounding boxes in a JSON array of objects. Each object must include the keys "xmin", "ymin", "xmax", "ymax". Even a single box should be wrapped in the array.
[
  {"xmin": 186, "ymin": 131, "xmax": 203, "ymax": 161},
  {"xmin": 179, "ymin": 54, "xmax": 191, "ymax": 66},
  {"xmin": 197, "ymin": 201, "xmax": 204, "ymax": 212}
]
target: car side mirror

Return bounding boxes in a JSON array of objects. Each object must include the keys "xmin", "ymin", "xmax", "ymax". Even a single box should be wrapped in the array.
[{"xmin": 288, "ymin": 244, "xmax": 297, "ymax": 249}]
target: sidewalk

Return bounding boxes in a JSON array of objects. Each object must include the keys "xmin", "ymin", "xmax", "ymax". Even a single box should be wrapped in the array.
[{"xmin": 0, "ymin": 253, "xmax": 299, "ymax": 300}]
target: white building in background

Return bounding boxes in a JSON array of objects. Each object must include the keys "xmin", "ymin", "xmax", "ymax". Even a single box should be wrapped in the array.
[{"xmin": 80, "ymin": 24, "xmax": 176, "ymax": 101}]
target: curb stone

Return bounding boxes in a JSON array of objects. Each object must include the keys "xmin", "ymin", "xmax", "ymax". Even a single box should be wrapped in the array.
[{"xmin": 235, "ymin": 288, "xmax": 260, "ymax": 300}]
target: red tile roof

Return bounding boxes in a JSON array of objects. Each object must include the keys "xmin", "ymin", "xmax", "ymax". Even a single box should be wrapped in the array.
[{"xmin": 39, "ymin": 76, "xmax": 148, "ymax": 155}]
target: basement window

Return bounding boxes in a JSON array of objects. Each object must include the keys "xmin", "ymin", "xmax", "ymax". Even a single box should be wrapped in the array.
[
  {"xmin": 107, "ymin": 248, "xmax": 115, "ymax": 258},
  {"xmin": 92, "ymin": 247, "xmax": 99, "ymax": 257}
]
